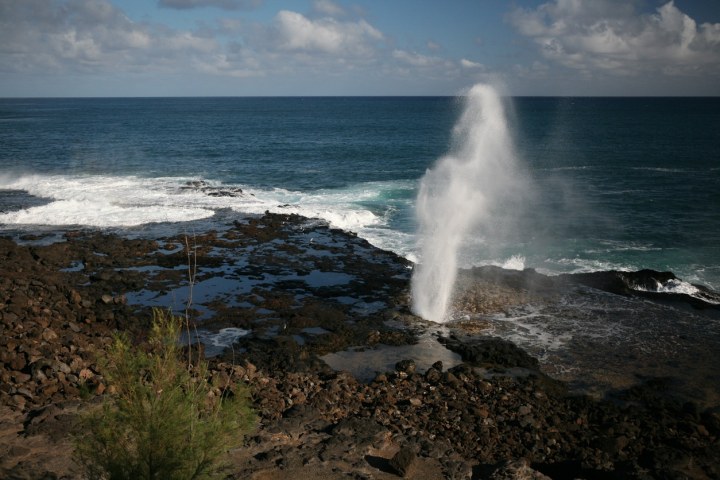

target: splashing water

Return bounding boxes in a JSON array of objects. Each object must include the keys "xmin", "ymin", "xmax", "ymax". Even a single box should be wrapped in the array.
[{"xmin": 411, "ymin": 84, "xmax": 528, "ymax": 322}]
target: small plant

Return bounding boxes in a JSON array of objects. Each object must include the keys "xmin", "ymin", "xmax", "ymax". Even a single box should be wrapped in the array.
[{"xmin": 74, "ymin": 309, "xmax": 255, "ymax": 480}]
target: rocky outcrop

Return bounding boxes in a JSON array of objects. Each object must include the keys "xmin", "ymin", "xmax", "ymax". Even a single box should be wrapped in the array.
[
  {"xmin": 1, "ymin": 215, "xmax": 719, "ymax": 479},
  {"xmin": 465, "ymin": 265, "xmax": 720, "ymax": 309}
]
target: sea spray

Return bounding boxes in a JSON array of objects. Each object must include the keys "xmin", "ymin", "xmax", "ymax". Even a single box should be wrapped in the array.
[{"xmin": 411, "ymin": 84, "xmax": 528, "ymax": 322}]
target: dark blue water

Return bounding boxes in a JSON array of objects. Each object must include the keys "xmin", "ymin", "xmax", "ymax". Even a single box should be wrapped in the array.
[
  {"xmin": 1, "ymin": 95, "xmax": 719, "ymax": 291},
  {"xmin": 512, "ymin": 97, "xmax": 720, "ymax": 290},
  {"xmin": 0, "ymin": 97, "xmax": 455, "ymax": 187}
]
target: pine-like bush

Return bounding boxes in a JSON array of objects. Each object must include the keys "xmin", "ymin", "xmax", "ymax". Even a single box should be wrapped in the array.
[{"xmin": 75, "ymin": 309, "xmax": 255, "ymax": 480}]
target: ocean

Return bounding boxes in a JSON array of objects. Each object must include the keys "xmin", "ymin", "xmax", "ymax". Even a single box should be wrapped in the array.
[
  {"xmin": 2, "ymin": 94, "xmax": 719, "ymax": 402},
  {"xmin": 2, "ymin": 95, "xmax": 718, "ymax": 290}
]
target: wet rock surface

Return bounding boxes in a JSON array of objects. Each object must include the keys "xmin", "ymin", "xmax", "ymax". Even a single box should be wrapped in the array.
[
  {"xmin": 464, "ymin": 265, "xmax": 720, "ymax": 311},
  {"xmin": 454, "ymin": 265, "xmax": 720, "ymax": 410},
  {"xmin": 1, "ymin": 213, "xmax": 719, "ymax": 479}
]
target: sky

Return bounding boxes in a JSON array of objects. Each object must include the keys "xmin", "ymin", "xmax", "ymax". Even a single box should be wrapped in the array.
[{"xmin": 1, "ymin": 0, "xmax": 719, "ymax": 97}]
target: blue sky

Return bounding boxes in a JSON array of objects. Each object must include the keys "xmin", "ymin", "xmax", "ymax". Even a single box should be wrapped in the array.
[{"xmin": 1, "ymin": 0, "xmax": 719, "ymax": 96}]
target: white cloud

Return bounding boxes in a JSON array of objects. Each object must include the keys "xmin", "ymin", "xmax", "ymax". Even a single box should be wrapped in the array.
[
  {"xmin": 0, "ymin": 0, "xmax": 392, "ymax": 83},
  {"xmin": 312, "ymin": 0, "xmax": 345, "ymax": 18},
  {"xmin": 158, "ymin": 0, "xmax": 263, "ymax": 10},
  {"xmin": 460, "ymin": 58, "xmax": 483, "ymax": 69},
  {"xmin": 427, "ymin": 40, "xmax": 441, "ymax": 51},
  {"xmin": 156, "ymin": 31, "xmax": 216, "ymax": 54},
  {"xmin": 392, "ymin": 49, "xmax": 446, "ymax": 68},
  {"xmin": 512, "ymin": 60, "xmax": 550, "ymax": 79},
  {"xmin": 194, "ymin": 51, "xmax": 263, "ymax": 77},
  {"xmin": 274, "ymin": 10, "xmax": 383, "ymax": 56},
  {"xmin": 508, "ymin": 0, "xmax": 720, "ymax": 77},
  {"xmin": 392, "ymin": 49, "xmax": 429, "ymax": 67},
  {"xmin": 0, "ymin": 0, "xmax": 489, "ymax": 94},
  {"xmin": 0, "ymin": 0, "xmax": 222, "ymax": 74}
]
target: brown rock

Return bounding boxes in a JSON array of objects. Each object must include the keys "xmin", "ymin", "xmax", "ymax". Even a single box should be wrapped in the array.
[
  {"xmin": 474, "ymin": 406, "xmax": 490, "ymax": 419},
  {"xmin": 11, "ymin": 394, "xmax": 27, "ymax": 409},
  {"xmin": 490, "ymin": 459, "xmax": 551, "ymax": 480},
  {"xmin": 10, "ymin": 353, "xmax": 27, "ymax": 372},
  {"xmin": 55, "ymin": 361, "xmax": 71, "ymax": 375},
  {"xmin": 395, "ymin": 359, "xmax": 416, "ymax": 374},
  {"xmin": 442, "ymin": 371, "xmax": 460, "ymax": 387},
  {"xmin": 389, "ymin": 446, "xmax": 416, "ymax": 477},
  {"xmin": 41, "ymin": 328, "xmax": 58, "ymax": 342},
  {"xmin": 12, "ymin": 372, "xmax": 31, "ymax": 384},
  {"xmin": 4, "ymin": 311, "xmax": 19, "ymax": 324},
  {"xmin": 26, "ymin": 349, "xmax": 43, "ymax": 365},
  {"xmin": 425, "ymin": 367, "xmax": 442, "ymax": 383},
  {"xmin": 16, "ymin": 387, "xmax": 33, "ymax": 399},
  {"xmin": 41, "ymin": 382, "xmax": 59, "ymax": 397},
  {"xmin": 36, "ymin": 316, "xmax": 50, "ymax": 328},
  {"xmin": 10, "ymin": 291, "xmax": 29, "ymax": 307},
  {"xmin": 69, "ymin": 289, "xmax": 82, "ymax": 304},
  {"xmin": 5, "ymin": 339, "xmax": 18, "ymax": 352},
  {"xmin": 69, "ymin": 356, "xmax": 84, "ymax": 371}
]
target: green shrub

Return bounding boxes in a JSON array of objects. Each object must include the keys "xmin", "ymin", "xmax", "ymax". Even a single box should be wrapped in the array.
[{"xmin": 74, "ymin": 309, "xmax": 255, "ymax": 480}]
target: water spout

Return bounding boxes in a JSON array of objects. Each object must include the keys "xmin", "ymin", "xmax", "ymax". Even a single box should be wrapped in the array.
[{"xmin": 411, "ymin": 83, "xmax": 526, "ymax": 322}]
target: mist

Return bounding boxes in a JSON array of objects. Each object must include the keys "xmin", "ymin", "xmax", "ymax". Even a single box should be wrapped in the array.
[{"xmin": 410, "ymin": 83, "xmax": 531, "ymax": 323}]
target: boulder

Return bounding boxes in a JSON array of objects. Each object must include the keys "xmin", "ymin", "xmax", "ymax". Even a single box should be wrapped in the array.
[{"xmin": 389, "ymin": 446, "xmax": 416, "ymax": 477}]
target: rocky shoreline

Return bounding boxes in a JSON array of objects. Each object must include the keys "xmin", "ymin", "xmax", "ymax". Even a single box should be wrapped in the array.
[{"xmin": 1, "ymin": 213, "xmax": 719, "ymax": 479}]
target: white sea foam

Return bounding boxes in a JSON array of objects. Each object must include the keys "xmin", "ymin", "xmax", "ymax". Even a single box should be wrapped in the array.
[
  {"xmin": 631, "ymin": 167, "xmax": 689, "ymax": 173},
  {"xmin": 0, "ymin": 174, "xmax": 414, "ymax": 256},
  {"xmin": 636, "ymin": 278, "xmax": 701, "ymax": 296},
  {"xmin": 184, "ymin": 327, "xmax": 250, "ymax": 357},
  {"xmin": 0, "ymin": 175, "xmax": 217, "ymax": 227},
  {"xmin": 0, "ymin": 199, "xmax": 214, "ymax": 227},
  {"xmin": 2, "ymin": 173, "xmax": 717, "ymax": 299},
  {"xmin": 500, "ymin": 255, "xmax": 526, "ymax": 271},
  {"xmin": 551, "ymin": 257, "xmax": 635, "ymax": 275},
  {"xmin": 541, "ymin": 166, "xmax": 594, "ymax": 172},
  {"xmin": 490, "ymin": 312, "xmax": 572, "ymax": 356},
  {"xmin": 360, "ymin": 227, "xmax": 416, "ymax": 261}
]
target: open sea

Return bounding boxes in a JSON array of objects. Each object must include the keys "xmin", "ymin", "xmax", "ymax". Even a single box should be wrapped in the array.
[
  {"xmin": 1, "ymin": 94, "xmax": 719, "ymax": 402},
  {"xmin": 1, "ymin": 95, "xmax": 718, "ymax": 290}
]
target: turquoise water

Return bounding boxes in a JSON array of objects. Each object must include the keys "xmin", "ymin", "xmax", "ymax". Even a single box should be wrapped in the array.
[{"xmin": 1, "ymin": 96, "xmax": 719, "ymax": 290}]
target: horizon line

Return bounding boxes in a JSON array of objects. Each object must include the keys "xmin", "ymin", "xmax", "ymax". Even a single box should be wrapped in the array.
[{"xmin": 2, "ymin": 94, "xmax": 719, "ymax": 100}]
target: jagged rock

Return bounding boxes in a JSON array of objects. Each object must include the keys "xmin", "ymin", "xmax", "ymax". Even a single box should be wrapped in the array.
[
  {"xmin": 395, "ymin": 359, "xmax": 416, "ymax": 374},
  {"xmin": 41, "ymin": 328, "xmax": 58, "ymax": 342},
  {"xmin": 0, "ymin": 460, "xmax": 61, "ymax": 480},
  {"xmin": 441, "ymin": 459, "xmax": 473, "ymax": 480},
  {"xmin": 424, "ymin": 367, "xmax": 441, "ymax": 383},
  {"xmin": 440, "ymin": 335, "xmax": 539, "ymax": 370},
  {"xmin": 490, "ymin": 459, "xmax": 551, "ymax": 480},
  {"xmin": 389, "ymin": 446, "xmax": 416, "ymax": 477}
]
